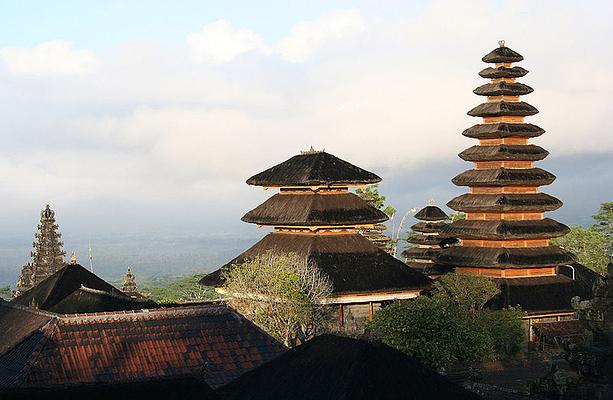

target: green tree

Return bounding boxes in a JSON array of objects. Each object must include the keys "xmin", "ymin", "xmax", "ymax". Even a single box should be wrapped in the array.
[
  {"xmin": 433, "ymin": 273, "xmax": 500, "ymax": 316},
  {"xmin": 222, "ymin": 251, "xmax": 332, "ymax": 346},
  {"xmin": 145, "ymin": 274, "xmax": 219, "ymax": 303},
  {"xmin": 0, "ymin": 286, "xmax": 14, "ymax": 301},
  {"xmin": 552, "ymin": 226, "xmax": 609, "ymax": 275},
  {"xmin": 592, "ymin": 202, "xmax": 613, "ymax": 236},
  {"xmin": 370, "ymin": 273, "xmax": 524, "ymax": 369}
]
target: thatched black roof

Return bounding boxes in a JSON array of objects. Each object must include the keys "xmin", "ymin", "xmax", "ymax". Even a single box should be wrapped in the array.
[
  {"xmin": 482, "ymin": 46, "xmax": 523, "ymax": 63},
  {"xmin": 459, "ymin": 144, "xmax": 548, "ymax": 162},
  {"xmin": 406, "ymin": 262, "xmax": 454, "ymax": 276},
  {"xmin": 0, "ymin": 303, "xmax": 54, "ymax": 356},
  {"xmin": 491, "ymin": 274, "xmax": 593, "ymax": 314},
  {"xmin": 452, "ymin": 167, "xmax": 556, "ymax": 187},
  {"xmin": 479, "ymin": 66, "xmax": 528, "ymax": 79},
  {"xmin": 11, "ymin": 264, "xmax": 154, "ymax": 313},
  {"xmin": 441, "ymin": 218, "xmax": 570, "ymax": 240},
  {"xmin": 473, "ymin": 82, "xmax": 533, "ymax": 97},
  {"xmin": 246, "ymin": 151, "xmax": 381, "ymax": 187},
  {"xmin": 241, "ymin": 192, "xmax": 388, "ymax": 226},
  {"xmin": 218, "ymin": 335, "xmax": 482, "ymax": 400},
  {"xmin": 406, "ymin": 233, "xmax": 447, "ymax": 246},
  {"xmin": 0, "ymin": 377, "xmax": 220, "ymax": 400},
  {"xmin": 462, "ymin": 123, "xmax": 545, "ymax": 139},
  {"xmin": 401, "ymin": 246, "xmax": 439, "ymax": 259},
  {"xmin": 468, "ymin": 101, "xmax": 538, "ymax": 117},
  {"xmin": 411, "ymin": 221, "xmax": 447, "ymax": 233},
  {"xmin": 437, "ymin": 245, "xmax": 576, "ymax": 268},
  {"xmin": 200, "ymin": 233, "xmax": 431, "ymax": 295},
  {"xmin": 447, "ymin": 193, "xmax": 563, "ymax": 212},
  {"xmin": 414, "ymin": 205, "xmax": 447, "ymax": 221}
]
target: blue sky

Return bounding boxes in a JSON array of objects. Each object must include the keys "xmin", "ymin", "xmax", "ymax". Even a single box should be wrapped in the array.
[{"xmin": 0, "ymin": 1, "xmax": 424, "ymax": 49}]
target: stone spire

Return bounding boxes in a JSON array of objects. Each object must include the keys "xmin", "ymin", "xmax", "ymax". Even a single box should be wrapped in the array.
[
  {"xmin": 122, "ymin": 266, "xmax": 139, "ymax": 297},
  {"xmin": 16, "ymin": 204, "xmax": 66, "ymax": 294}
]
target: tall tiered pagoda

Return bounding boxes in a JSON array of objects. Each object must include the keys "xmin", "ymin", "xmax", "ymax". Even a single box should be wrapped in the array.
[
  {"xmin": 439, "ymin": 42, "xmax": 591, "ymax": 323},
  {"xmin": 402, "ymin": 204, "xmax": 452, "ymax": 278},
  {"xmin": 16, "ymin": 204, "xmax": 66, "ymax": 294},
  {"xmin": 201, "ymin": 149, "xmax": 431, "ymax": 331}
]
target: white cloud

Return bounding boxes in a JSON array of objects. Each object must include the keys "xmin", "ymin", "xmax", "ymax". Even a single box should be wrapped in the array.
[
  {"xmin": 187, "ymin": 20, "xmax": 266, "ymax": 63},
  {"xmin": 0, "ymin": 40, "xmax": 97, "ymax": 76},
  {"xmin": 275, "ymin": 10, "xmax": 366, "ymax": 62}
]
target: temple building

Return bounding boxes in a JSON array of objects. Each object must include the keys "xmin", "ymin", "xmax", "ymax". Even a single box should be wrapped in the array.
[
  {"xmin": 402, "ymin": 204, "xmax": 453, "ymax": 278},
  {"xmin": 16, "ymin": 205, "xmax": 66, "ymax": 294},
  {"xmin": 122, "ymin": 266, "xmax": 140, "ymax": 297},
  {"xmin": 438, "ymin": 42, "xmax": 593, "ymax": 331},
  {"xmin": 201, "ymin": 149, "xmax": 431, "ymax": 332}
]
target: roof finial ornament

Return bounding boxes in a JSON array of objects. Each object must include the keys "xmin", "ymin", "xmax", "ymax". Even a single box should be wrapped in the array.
[
  {"xmin": 498, "ymin": 39, "xmax": 505, "ymax": 48},
  {"xmin": 69, "ymin": 250, "xmax": 78, "ymax": 265},
  {"xmin": 427, "ymin": 199, "xmax": 435, "ymax": 206},
  {"xmin": 301, "ymin": 146, "xmax": 323, "ymax": 155}
]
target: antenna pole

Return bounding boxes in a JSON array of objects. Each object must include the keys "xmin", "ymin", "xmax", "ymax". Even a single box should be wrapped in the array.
[{"xmin": 88, "ymin": 241, "xmax": 93, "ymax": 272}]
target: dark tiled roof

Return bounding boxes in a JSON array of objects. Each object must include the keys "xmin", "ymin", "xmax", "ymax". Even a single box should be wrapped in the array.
[
  {"xmin": 468, "ymin": 101, "xmax": 538, "ymax": 117},
  {"xmin": 218, "ymin": 335, "xmax": 482, "ymax": 400},
  {"xmin": 491, "ymin": 275, "xmax": 593, "ymax": 313},
  {"xmin": 442, "ymin": 218, "xmax": 570, "ymax": 240},
  {"xmin": 479, "ymin": 66, "xmax": 528, "ymax": 79},
  {"xmin": 241, "ymin": 192, "xmax": 388, "ymax": 226},
  {"xmin": 11, "ymin": 264, "xmax": 151, "ymax": 313},
  {"xmin": 482, "ymin": 46, "xmax": 524, "ymax": 63},
  {"xmin": 448, "ymin": 193, "xmax": 563, "ymax": 213},
  {"xmin": 459, "ymin": 144, "xmax": 548, "ymax": 162},
  {"xmin": 452, "ymin": 167, "xmax": 556, "ymax": 187},
  {"xmin": 246, "ymin": 151, "xmax": 381, "ymax": 187},
  {"xmin": 462, "ymin": 123, "xmax": 545, "ymax": 139},
  {"xmin": 473, "ymin": 82, "xmax": 533, "ymax": 96},
  {"xmin": 1, "ymin": 303, "xmax": 285, "ymax": 389},
  {"xmin": 414, "ymin": 205, "xmax": 447, "ymax": 221},
  {"xmin": 0, "ymin": 303, "xmax": 54, "ymax": 355},
  {"xmin": 201, "ymin": 233, "xmax": 431, "ymax": 295},
  {"xmin": 1, "ymin": 376, "xmax": 220, "ymax": 400},
  {"xmin": 437, "ymin": 246, "xmax": 576, "ymax": 268}
]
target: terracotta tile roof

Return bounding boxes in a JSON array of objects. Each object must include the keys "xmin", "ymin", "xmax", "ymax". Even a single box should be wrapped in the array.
[{"xmin": 0, "ymin": 303, "xmax": 285, "ymax": 389}]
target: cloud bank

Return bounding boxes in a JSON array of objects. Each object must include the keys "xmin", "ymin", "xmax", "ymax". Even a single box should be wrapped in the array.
[{"xmin": 0, "ymin": 1, "xmax": 612, "ymax": 238}]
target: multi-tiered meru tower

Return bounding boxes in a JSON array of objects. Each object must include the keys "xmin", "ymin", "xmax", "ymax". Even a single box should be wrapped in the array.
[
  {"xmin": 201, "ymin": 149, "xmax": 431, "ymax": 331},
  {"xmin": 16, "ymin": 204, "xmax": 66, "ymax": 294},
  {"xmin": 402, "ymin": 204, "xmax": 452, "ymax": 278},
  {"xmin": 439, "ymin": 42, "xmax": 590, "ymax": 318}
]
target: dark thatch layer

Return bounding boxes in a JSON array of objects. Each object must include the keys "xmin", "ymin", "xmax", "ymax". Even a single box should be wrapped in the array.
[
  {"xmin": 406, "ymin": 234, "xmax": 447, "ymax": 246},
  {"xmin": 0, "ymin": 377, "xmax": 220, "ymax": 400},
  {"xmin": 468, "ymin": 101, "xmax": 538, "ymax": 117},
  {"xmin": 241, "ymin": 192, "xmax": 388, "ymax": 226},
  {"xmin": 401, "ymin": 247, "xmax": 439, "ymax": 259},
  {"xmin": 452, "ymin": 167, "xmax": 556, "ymax": 187},
  {"xmin": 479, "ymin": 66, "xmax": 528, "ymax": 79},
  {"xmin": 482, "ymin": 46, "xmax": 523, "ymax": 63},
  {"xmin": 200, "ymin": 233, "xmax": 431, "ymax": 294},
  {"xmin": 447, "ymin": 193, "xmax": 563, "ymax": 212},
  {"xmin": 442, "ymin": 218, "xmax": 570, "ymax": 240},
  {"xmin": 459, "ymin": 144, "xmax": 548, "ymax": 162},
  {"xmin": 437, "ymin": 246, "xmax": 576, "ymax": 268},
  {"xmin": 218, "ymin": 335, "xmax": 481, "ymax": 400},
  {"xmin": 405, "ymin": 262, "xmax": 453, "ymax": 276},
  {"xmin": 414, "ymin": 205, "xmax": 447, "ymax": 221},
  {"xmin": 490, "ymin": 274, "xmax": 594, "ymax": 313},
  {"xmin": 473, "ymin": 82, "xmax": 533, "ymax": 97},
  {"xmin": 246, "ymin": 151, "xmax": 381, "ymax": 187},
  {"xmin": 411, "ymin": 221, "xmax": 447, "ymax": 233},
  {"xmin": 48, "ymin": 287, "xmax": 155, "ymax": 314},
  {"xmin": 11, "ymin": 264, "xmax": 152, "ymax": 313},
  {"xmin": 462, "ymin": 123, "xmax": 545, "ymax": 139},
  {"xmin": 0, "ymin": 303, "xmax": 53, "ymax": 356}
]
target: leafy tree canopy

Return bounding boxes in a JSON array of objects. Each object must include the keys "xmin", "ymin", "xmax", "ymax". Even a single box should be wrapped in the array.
[
  {"xmin": 370, "ymin": 273, "xmax": 524, "ymax": 370},
  {"xmin": 592, "ymin": 202, "xmax": 613, "ymax": 236},
  {"xmin": 222, "ymin": 250, "xmax": 332, "ymax": 346},
  {"xmin": 552, "ymin": 226, "xmax": 610, "ymax": 275},
  {"xmin": 355, "ymin": 184, "xmax": 396, "ymax": 217}
]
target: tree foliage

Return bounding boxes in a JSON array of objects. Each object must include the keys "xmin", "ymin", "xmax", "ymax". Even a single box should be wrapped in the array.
[
  {"xmin": 222, "ymin": 251, "xmax": 332, "ymax": 346},
  {"xmin": 370, "ymin": 273, "xmax": 524, "ymax": 370},
  {"xmin": 592, "ymin": 202, "xmax": 613, "ymax": 236},
  {"xmin": 355, "ymin": 184, "xmax": 396, "ymax": 217},
  {"xmin": 145, "ymin": 274, "xmax": 219, "ymax": 303},
  {"xmin": 552, "ymin": 225, "xmax": 610, "ymax": 275}
]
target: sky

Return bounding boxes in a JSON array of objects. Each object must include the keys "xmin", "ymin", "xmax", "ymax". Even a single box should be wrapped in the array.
[{"xmin": 1, "ymin": 1, "xmax": 612, "ymax": 260}]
